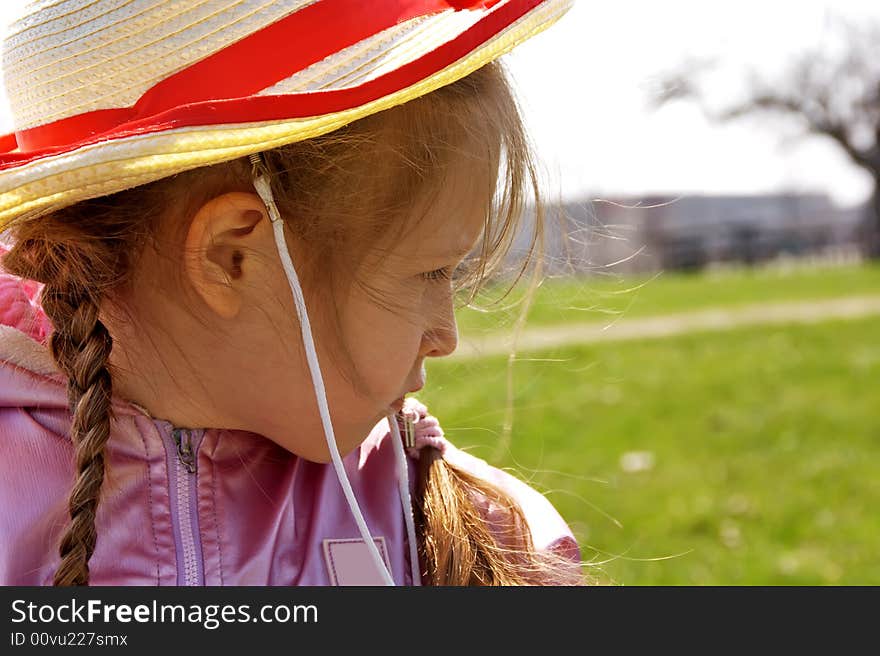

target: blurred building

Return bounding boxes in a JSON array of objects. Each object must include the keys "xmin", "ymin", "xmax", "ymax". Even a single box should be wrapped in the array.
[{"xmin": 508, "ymin": 192, "xmax": 866, "ymax": 276}]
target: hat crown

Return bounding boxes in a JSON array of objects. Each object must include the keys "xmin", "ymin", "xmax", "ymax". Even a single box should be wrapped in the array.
[{"xmin": 2, "ymin": 0, "xmax": 307, "ymax": 132}]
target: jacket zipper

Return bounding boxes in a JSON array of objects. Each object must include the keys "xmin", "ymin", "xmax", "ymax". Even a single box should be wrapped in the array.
[{"xmin": 167, "ymin": 427, "xmax": 204, "ymax": 586}]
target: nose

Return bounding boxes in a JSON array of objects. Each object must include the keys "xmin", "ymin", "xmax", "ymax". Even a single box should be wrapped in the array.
[{"xmin": 420, "ymin": 298, "xmax": 458, "ymax": 359}]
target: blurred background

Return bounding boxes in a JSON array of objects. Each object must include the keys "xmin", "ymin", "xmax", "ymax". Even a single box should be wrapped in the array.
[
  {"xmin": 423, "ymin": 0, "xmax": 880, "ymax": 585},
  {"xmin": 2, "ymin": 1, "xmax": 878, "ymax": 584}
]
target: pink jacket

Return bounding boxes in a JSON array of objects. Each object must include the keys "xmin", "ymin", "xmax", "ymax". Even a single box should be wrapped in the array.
[{"xmin": 0, "ymin": 255, "xmax": 580, "ymax": 585}]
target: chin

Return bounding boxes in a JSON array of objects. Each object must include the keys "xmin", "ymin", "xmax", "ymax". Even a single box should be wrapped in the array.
[
  {"xmin": 300, "ymin": 451, "xmax": 334, "ymax": 465},
  {"xmin": 298, "ymin": 430, "xmax": 369, "ymax": 464},
  {"xmin": 264, "ymin": 411, "xmax": 379, "ymax": 463},
  {"xmin": 290, "ymin": 441, "xmax": 339, "ymax": 464}
]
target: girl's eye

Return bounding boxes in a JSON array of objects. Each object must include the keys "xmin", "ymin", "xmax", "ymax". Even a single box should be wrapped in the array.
[
  {"xmin": 421, "ymin": 261, "xmax": 471, "ymax": 283},
  {"xmin": 422, "ymin": 267, "xmax": 452, "ymax": 282}
]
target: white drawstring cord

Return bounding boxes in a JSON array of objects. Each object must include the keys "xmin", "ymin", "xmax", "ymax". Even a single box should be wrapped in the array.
[
  {"xmin": 250, "ymin": 154, "xmax": 395, "ymax": 586},
  {"xmin": 387, "ymin": 413, "xmax": 422, "ymax": 586}
]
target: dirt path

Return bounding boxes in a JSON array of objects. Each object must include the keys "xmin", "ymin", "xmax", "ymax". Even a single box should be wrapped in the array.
[{"xmin": 452, "ymin": 295, "xmax": 880, "ymax": 360}]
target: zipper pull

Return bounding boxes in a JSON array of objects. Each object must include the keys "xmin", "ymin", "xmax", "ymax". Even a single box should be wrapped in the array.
[{"xmin": 172, "ymin": 428, "xmax": 198, "ymax": 474}]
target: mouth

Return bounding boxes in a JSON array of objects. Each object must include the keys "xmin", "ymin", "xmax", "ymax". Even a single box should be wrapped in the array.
[{"xmin": 389, "ymin": 377, "xmax": 425, "ymax": 413}]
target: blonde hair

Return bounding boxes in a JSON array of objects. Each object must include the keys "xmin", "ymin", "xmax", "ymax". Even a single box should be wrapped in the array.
[{"xmin": 2, "ymin": 60, "xmax": 584, "ymax": 586}]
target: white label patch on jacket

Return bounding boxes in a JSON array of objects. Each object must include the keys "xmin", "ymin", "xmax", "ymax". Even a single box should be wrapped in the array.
[{"xmin": 323, "ymin": 537, "xmax": 391, "ymax": 586}]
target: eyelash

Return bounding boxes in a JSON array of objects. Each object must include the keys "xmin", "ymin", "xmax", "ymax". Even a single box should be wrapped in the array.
[
  {"xmin": 421, "ymin": 260, "xmax": 473, "ymax": 283},
  {"xmin": 422, "ymin": 267, "xmax": 453, "ymax": 282}
]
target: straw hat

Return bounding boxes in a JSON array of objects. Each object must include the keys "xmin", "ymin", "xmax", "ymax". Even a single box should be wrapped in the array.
[{"xmin": 0, "ymin": 0, "xmax": 573, "ymax": 233}]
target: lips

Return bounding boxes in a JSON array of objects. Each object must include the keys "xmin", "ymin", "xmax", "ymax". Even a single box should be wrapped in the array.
[
  {"xmin": 389, "ymin": 376, "xmax": 425, "ymax": 413},
  {"xmin": 401, "ymin": 372, "xmax": 426, "ymax": 398}
]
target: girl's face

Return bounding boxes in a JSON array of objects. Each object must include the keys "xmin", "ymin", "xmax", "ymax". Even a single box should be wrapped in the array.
[
  {"xmin": 309, "ymin": 160, "xmax": 491, "ymax": 460},
  {"xmin": 108, "ymin": 154, "xmax": 493, "ymax": 463}
]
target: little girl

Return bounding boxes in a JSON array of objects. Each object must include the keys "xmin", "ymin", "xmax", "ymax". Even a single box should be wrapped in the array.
[{"xmin": 0, "ymin": 0, "xmax": 581, "ymax": 586}]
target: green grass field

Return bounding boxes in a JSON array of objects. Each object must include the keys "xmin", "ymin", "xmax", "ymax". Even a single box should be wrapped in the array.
[
  {"xmin": 454, "ymin": 260, "xmax": 880, "ymax": 334},
  {"xmin": 420, "ymin": 262, "xmax": 880, "ymax": 585}
]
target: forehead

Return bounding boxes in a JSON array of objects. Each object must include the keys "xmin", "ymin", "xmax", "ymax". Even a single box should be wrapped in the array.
[{"xmin": 394, "ymin": 153, "xmax": 495, "ymax": 262}]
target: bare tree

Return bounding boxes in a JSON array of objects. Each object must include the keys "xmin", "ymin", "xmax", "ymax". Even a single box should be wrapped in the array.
[{"xmin": 650, "ymin": 16, "xmax": 880, "ymax": 259}]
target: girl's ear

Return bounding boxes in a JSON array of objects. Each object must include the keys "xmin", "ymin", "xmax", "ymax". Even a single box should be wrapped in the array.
[{"xmin": 184, "ymin": 191, "xmax": 270, "ymax": 319}]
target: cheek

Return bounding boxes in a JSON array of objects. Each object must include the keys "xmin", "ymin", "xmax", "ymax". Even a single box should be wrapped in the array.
[
  {"xmin": 338, "ymin": 292, "xmax": 423, "ymax": 386},
  {"xmin": 354, "ymin": 312, "xmax": 423, "ymax": 369},
  {"xmin": 345, "ymin": 276, "xmax": 426, "ymax": 346}
]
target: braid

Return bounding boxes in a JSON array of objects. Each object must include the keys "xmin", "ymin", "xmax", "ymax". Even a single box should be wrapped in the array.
[
  {"xmin": 415, "ymin": 447, "xmax": 585, "ymax": 585},
  {"xmin": 415, "ymin": 449, "xmax": 529, "ymax": 585},
  {"xmin": 41, "ymin": 281, "xmax": 115, "ymax": 586},
  {"xmin": 3, "ymin": 235, "xmax": 117, "ymax": 587}
]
